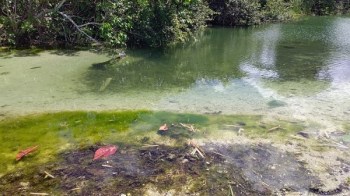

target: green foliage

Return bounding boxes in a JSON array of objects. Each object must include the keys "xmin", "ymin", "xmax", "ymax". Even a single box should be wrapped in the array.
[
  {"xmin": 129, "ymin": 0, "xmax": 213, "ymax": 47},
  {"xmin": 208, "ymin": 0, "xmax": 262, "ymax": 26},
  {"xmin": 300, "ymin": 0, "xmax": 350, "ymax": 15},
  {"xmin": 208, "ymin": 0, "xmax": 350, "ymax": 26},
  {"xmin": 0, "ymin": 0, "xmax": 349, "ymax": 48},
  {"xmin": 263, "ymin": 0, "xmax": 295, "ymax": 21},
  {"xmin": 0, "ymin": 0, "xmax": 213, "ymax": 48}
]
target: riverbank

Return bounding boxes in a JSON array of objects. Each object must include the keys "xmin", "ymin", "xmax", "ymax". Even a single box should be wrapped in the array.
[{"xmin": 0, "ymin": 110, "xmax": 349, "ymax": 195}]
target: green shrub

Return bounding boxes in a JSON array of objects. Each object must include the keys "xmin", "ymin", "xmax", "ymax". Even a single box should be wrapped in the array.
[
  {"xmin": 0, "ymin": 0, "xmax": 213, "ymax": 48},
  {"xmin": 208, "ymin": 0, "xmax": 262, "ymax": 26}
]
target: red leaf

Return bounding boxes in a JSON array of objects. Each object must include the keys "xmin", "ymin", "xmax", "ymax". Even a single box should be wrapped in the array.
[
  {"xmin": 16, "ymin": 145, "xmax": 39, "ymax": 161},
  {"xmin": 93, "ymin": 145, "xmax": 118, "ymax": 160},
  {"xmin": 159, "ymin": 124, "xmax": 168, "ymax": 131}
]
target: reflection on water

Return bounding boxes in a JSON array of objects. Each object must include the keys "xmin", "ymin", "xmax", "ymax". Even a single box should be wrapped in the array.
[{"xmin": 1, "ymin": 16, "xmax": 350, "ymax": 129}]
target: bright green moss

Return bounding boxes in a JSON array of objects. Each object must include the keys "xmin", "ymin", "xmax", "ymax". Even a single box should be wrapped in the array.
[{"xmin": 0, "ymin": 110, "xmax": 148, "ymax": 175}]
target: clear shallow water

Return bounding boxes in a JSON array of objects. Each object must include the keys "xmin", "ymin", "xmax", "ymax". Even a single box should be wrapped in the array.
[{"xmin": 1, "ymin": 16, "xmax": 350, "ymax": 130}]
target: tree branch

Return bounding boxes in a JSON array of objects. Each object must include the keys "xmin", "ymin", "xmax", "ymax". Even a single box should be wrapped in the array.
[
  {"xmin": 58, "ymin": 11, "xmax": 101, "ymax": 45},
  {"xmin": 78, "ymin": 22, "xmax": 102, "ymax": 28},
  {"xmin": 36, "ymin": 0, "xmax": 66, "ymax": 18}
]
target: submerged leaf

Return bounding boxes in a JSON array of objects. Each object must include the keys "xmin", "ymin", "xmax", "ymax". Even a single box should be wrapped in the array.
[
  {"xmin": 16, "ymin": 145, "xmax": 39, "ymax": 161},
  {"xmin": 93, "ymin": 145, "xmax": 118, "ymax": 160},
  {"xmin": 159, "ymin": 124, "xmax": 168, "ymax": 131}
]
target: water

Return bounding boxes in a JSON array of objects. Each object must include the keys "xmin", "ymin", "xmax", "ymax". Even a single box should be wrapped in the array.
[
  {"xmin": 1, "ymin": 16, "xmax": 350, "ymax": 193},
  {"xmin": 1, "ymin": 16, "xmax": 350, "ymax": 129}
]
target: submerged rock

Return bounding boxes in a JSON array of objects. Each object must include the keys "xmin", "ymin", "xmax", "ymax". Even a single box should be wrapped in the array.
[{"xmin": 268, "ymin": 100, "xmax": 287, "ymax": 108}]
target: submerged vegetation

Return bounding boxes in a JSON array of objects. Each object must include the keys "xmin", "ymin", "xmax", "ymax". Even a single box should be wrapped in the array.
[
  {"xmin": 1, "ymin": 111, "xmax": 349, "ymax": 195},
  {"xmin": 0, "ymin": 110, "xmax": 305, "ymax": 175},
  {"xmin": 1, "ymin": 0, "xmax": 349, "ymax": 48}
]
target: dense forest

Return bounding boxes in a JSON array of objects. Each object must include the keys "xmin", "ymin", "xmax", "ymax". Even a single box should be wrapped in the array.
[{"xmin": 1, "ymin": 0, "xmax": 349, "ymax": 48}]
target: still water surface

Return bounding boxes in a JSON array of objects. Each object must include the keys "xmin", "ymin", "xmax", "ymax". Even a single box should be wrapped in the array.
[{"xmin": 1, "ymin": 16, "xmax": 350, "ymax": 130}]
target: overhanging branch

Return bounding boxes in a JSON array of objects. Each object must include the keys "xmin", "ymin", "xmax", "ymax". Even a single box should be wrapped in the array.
[{"xmin": 58, "ymin": 11, "xmax": 101, "ymax": 45}]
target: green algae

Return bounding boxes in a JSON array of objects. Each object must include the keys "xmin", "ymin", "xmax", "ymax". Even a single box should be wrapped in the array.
[
  {"xmin": 0, "ymin": 110, "xmax": 305, "ymax": 176},
  {"xmin": 0, "ymin": 111, "xmax": 148, "ymax": 175}
]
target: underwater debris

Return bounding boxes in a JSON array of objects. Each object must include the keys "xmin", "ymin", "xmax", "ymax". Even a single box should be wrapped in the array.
[
  {"xmin": 158, "ymin": 124, "xmax": 168, "ymax": 131},
  {"xmin": 268, "ymin": 125, "xmax": 285, "ymax": 132},
  {"xmin": 188, "ymin": 139, "xmax": 205, "ymax": 158},
  {"xmin": 99, "ymin": 77, "xmax": 113, "ymax": 92},
  {"xmin": 29, "ymin": 193, "xmax": 49, "ymax": 196},
  {"xmin": 43, "ymin": 171, "xmax": 55, "ymax": 179},
  {"xmin": 16, "ymin": 146, "xmax": 39, "ymax": 161},
  {"xmin": 180, "ymin": 123, "xmax": 199, "ymax": 132},
  {"xmin": 93, "ymin": 145, "xmax": 118, "ymax": 160},
  {"xmin": 0, "ymin": 142, "xmax": 324, "ymax": 195}
]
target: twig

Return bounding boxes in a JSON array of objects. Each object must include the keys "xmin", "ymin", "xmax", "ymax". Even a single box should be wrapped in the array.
[
  {"xmin": 78, "ymin": 22, "xmax": 102, "ymax": 28},
  {"xmin": 268, "ymin": 125, "xmax": 282, "ymax": 132},
  {"xmin": 212, "ymin": 151, "xmax": 226, "ymax": 157},
  {"xmin": 195, "ymin": 148, "xmax": 205, "ymax": 158},
  {"xmin": 228, "ymin": 185, "xmax": 234, "ymax": 196},
  {"xmin": 36, "ymin": 0, "xmax": 66, "ymax": 18},
  {"xmin": 180, "ymin": 123, "xmax": 197, "ymax": 132},
  {"xmin": 290, "ymin": 135, "xmax": 306, "ymax": 140},
  {"xmin": 44, "ymin": 171, "xmax": 55, "ymax": 179},
  {"xmin": 30, "ymin": 193, "xmax": 49, "ymax": 196},
  {"xmin": 328, "ymin": 140, "xmax": 349, "ymax": 149},
  {"xmin": 70, "ymin": 187, "xmax": 81, "ymax": 191},
  {"xmin": 187, "ymin": 139, "xmax": 205, "ymax": 155},
  {"xmin": 141, "ymin": 145, "xmax": 159, "ymax": 148},
  {"xmin": 102, "ymin": 164, "xmax": 113, "ymax": 168},
  {"xmin": 224, "ymin": 124, "xmax": 241, "ymax": 127}
]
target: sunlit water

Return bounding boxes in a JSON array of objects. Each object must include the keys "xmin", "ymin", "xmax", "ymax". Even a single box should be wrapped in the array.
[{"xmin": 1, "ymin": 16, "xmax": 350, "ymax": 131}]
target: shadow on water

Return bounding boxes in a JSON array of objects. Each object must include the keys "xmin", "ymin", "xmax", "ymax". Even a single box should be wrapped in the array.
[
  {"xmin": 82, "ymin": 18, "xmax": 347, "ymax": 95},
  {"xmin": 49, "ymin": 49, "xmax": 80, "ymax": 56},
  {"xmin": 82, "ymin": 28, "xmax": 254, "ymax": 93},
  {"xmin": 0, "ymin": 48, "xmax": 43, "ymax": 58}
]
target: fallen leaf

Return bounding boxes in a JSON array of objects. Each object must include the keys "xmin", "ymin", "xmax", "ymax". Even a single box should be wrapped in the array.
[
  {"xmin": 16, "ymin": 146, "xmax": 39, "ymax": 161},
  {"xmin": 93, "ymin": 145, "xmax": 118, "ymax": 160},
  {"xmin": 159, "ymin": 124, "xmax": 168, "ymax": 131}
]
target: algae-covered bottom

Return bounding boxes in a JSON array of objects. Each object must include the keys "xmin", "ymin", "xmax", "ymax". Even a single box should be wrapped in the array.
[{"xmin": 1, "ymin": 111, "xmax": 350, "ymax": 195}]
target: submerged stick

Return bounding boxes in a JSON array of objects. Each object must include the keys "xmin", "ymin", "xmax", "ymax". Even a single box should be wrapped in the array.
[
  {"xmin": 195, "ymin": 148, "xmax": 205, "ymax": 158},
  {"xmin": 30, "ymin": 193, "xmax": 49, "ymax": 196},
  {"xmin": 102, "ymin": 164, "xmax": 113, "ymax": 168},
  {"xmin": 44, "ymin": 171, "xmax": 55, "ymax": 179},
  {"xmin": 224, "ymin": 124, "xmax": 241, "ymax": 128},
  {"xmin": 228, "ymin": 185, "xmax": 234, "ymax": 196},
  {"xmin": 212, "ymin": 151, "xmax": 226, "ymax": 157},
  {"xmin": 328, "ymin": 140, "xmax": 349, "ymax": 149},
  {"xmin": 180, "ymin": 123, "xmax": 197, "ymax": 132},
  {"xmin": 268, "ymin": 125, "xmax": 282, "ymax": 132},
  {"xmin": 99, "ymin": 78, "xmax": 112, "ymax": 91},
  {"xmin": 141, "ymin": 144, "xmax": 159, "ymax": 148}
]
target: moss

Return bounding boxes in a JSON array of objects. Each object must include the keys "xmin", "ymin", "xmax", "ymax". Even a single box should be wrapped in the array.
[
  {"xmin": 0, "ymin": 110, "xmax": 306, "ymax": 176},
  {"xmin": 0, "ymin": 110, "xmax": 148, "ymax": 175}
]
